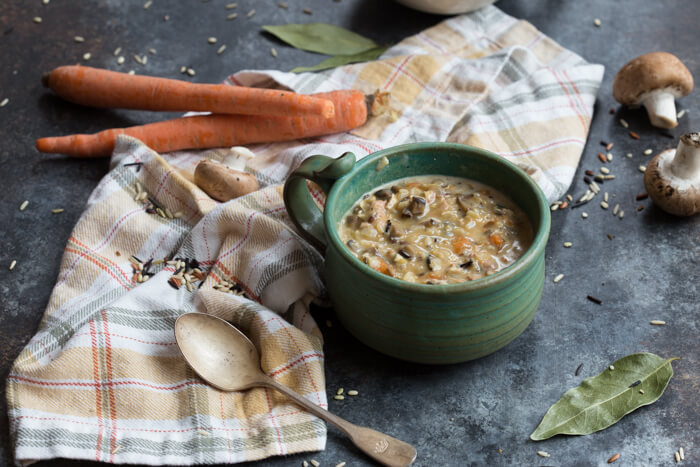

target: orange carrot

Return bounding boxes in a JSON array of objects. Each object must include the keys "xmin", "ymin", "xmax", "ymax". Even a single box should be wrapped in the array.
[
  {"xmin": 370, "ymin": 257, "xmax": 392, "ymax": 276},
  {"xmin": 451, "ymin": 236, "xmax": 472, "ymax": 255},
  {"xmin": 36, "ymin": 90, "xmax": 367, "ymax": 158},
  {"xmin": 490, "ymin": 234, "xmax": 503, "ymax": 247},
  {"xmin": 42, "ymin": 65, "xmax": 335, "ymax": 118}
]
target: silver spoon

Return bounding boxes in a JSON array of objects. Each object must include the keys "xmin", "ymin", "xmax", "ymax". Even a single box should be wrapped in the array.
[{"xmin": 174, "ymin": 312, "xmax": 417, "ymax": 467}]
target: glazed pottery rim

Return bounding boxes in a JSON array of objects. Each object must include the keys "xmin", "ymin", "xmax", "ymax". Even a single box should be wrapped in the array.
[{"xmin": 324, "ymin": 142, "xmax": 550, "ymax": 293}]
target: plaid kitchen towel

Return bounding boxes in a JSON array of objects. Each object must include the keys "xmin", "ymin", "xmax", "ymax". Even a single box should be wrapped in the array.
[{"xmin": 7, "ymin": 5, "xmax": 603, "ymax": 465}]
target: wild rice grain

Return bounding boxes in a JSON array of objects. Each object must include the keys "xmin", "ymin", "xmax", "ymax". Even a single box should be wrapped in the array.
[
  {"xmin": 598, "ymin": 152, "xmax": 607, "ymax": 163},
  {"xmin": 279, "ymin": 2, "xmax": 288, "ymax": 8},
  {"xmin": 537, "ymin": 451, "xmax": 551, "ymax": 458},
  {"xmin": 575, "ymin": 363, "xmax": 584, "ymax": 376},
  {"xmin": 19, "ymin": 200, "xmax": 29, "ymax": 211},
  {"xmin": 303, "ymin": 7, "xmax": 313, "ymax": 14},
  {"xmin": 629, "ymin": 131, "xmax": 640, "ymax": 140},
  {"xmin": 607, "ymin": 453, "xmax": 620, "ymax": 463},
  {"xmin": 636, "ymin": 192, "xmax": 648, "ymax": 201},
  {"xmin": 605, "ymin": 142, "xmax": 614, "ymax": 151},
  {"xmin": 553, "ymin": 274, "xmax": 564, "ymax": 283},
  {"xmin": 9, "ymin": 260, "xmax": 17, "ymax": 270},
  {"xmin": 587, "ymin": 295, "xmax": 602, "ymax": 305}
]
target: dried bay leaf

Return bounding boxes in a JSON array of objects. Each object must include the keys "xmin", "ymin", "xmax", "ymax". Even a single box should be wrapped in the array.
[
  {"xmin": 530, "ymin": 353, "xmax": 678, "ymax": 441},
  {"xmin": 290, "ymin": 46, "xmax": 388, "ymax": 73},
  {"xmin": 262, "ymin": 23, "xmax": 378, "ymax": 56}
]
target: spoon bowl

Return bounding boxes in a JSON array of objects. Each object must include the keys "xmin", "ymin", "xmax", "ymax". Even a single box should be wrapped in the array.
[{"xmin": 174, "ymin": 312, "xmax": 417, "ymax": 467}]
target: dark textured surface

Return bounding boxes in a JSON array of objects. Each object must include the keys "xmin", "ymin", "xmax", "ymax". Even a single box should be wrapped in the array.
[{"xmin": 1, "ymin": 1, "xmax": 698, "ymax": 466}]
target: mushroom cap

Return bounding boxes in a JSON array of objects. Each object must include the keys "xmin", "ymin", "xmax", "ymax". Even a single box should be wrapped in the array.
[
  {"xmin": 194, "ymin": 159, "xmax": 259, "ymax": 202},
  {"xmin": 644, "ymin": 135, "xmax": 700, "ymax": 216},
  {"xmin": 613, "ymin": 52, "xmax": 694, "ymax": 105}
]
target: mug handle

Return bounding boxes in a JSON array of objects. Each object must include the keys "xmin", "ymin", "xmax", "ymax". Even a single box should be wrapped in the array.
[{"xmin": 283, "ymin": 152, "xmax": 356, "ymax": 253}]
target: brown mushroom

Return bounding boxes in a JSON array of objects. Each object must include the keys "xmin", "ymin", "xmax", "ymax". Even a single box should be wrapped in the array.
[
  {"xmin": 643, "ymin": 132, "xmax": 700, "ymax": 216},
  {"xmin": 612, "ymin": 52, "xmax": 694, "ymax": 129},
  {"xmin": 194, "ymin": 159, "xmax": 259, "ymax": 202}
]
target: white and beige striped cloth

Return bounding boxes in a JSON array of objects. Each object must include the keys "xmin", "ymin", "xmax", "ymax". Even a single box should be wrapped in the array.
[{"xmin": 7, "ymin": 5, "xmax": 603, "ymax": 465}]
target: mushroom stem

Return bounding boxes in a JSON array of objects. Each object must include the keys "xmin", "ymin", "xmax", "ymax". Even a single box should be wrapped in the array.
[
  {"xmin": 670, "ymin": 132, "xmax": 700, "ymax": 179},
  {"xmin": 641, "ymin": 90, "xmax": 678, "ymax": 129}
]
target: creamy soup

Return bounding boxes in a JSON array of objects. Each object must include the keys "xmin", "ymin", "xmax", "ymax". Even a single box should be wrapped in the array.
[{"xmin": 338, "ymin": 175, "xmax": 533, "ymax": 284}]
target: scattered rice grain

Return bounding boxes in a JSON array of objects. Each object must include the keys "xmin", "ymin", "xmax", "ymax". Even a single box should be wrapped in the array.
[
  {"xmin": 679, "ymin": 447, "xmax": 684, "ymax": 460},
  {"xmin": 143, "ymin": 0, "xmax": 152, "ymax": 8},
  {"xmin": 114, "ymin": 47, "xmax": 122, "ymax": 56},
  {"xmin": 347, "ymin": 390, "xmax": 358, "ymax": 396},
  {"xmin": 563, "ymin": 242, "xmax": 572, "ymax": 248},
  {"xmin": 117, "ymin": 56, "xmax": 125, "ymax": 64},
  {"xmin": 550, "ymin": 204, "xmax": 559, "ymax": 211},
  {"xmin": 19, "ymin": 200, "xmax": 29, "ymax": 211},
  {"xmin": 626, "ymin": 152, "xmax": 633, "ymax": 158},
  {"xmin": 593, "ymin": 18, "xmax": 601, "ymax": 27},
  {"xmin": 310, "ymin": 460, "xmax": 320, "ymax": 467},
  {"xmin": 333, "ymin": 395, "xmax": 344, "ymax": 400},
  {"xmin": 270, "ymin": 47, "xmax": 277, "ymax": 57},
  {"xmin": 74, "ymin": 36, "xmax": 85, "ymax": 43},
  {"xmin": 247, "ymin": 9, "xmax": 255, "ymax": 17},
  {"xmin": 279, "ymin": 2, "xmax": 288, "ymax": 8},
  {"xmin": 0, "ymin": 98, "xmax": 8, "ymax": 107},
  {"xmin": 607, "ymin": 153, "xmax": 613, "ymax": 161},
  {"xmin": 217, "ymin": 44, "xmax": 226, "ymax": 55},
  {"xmin": 303, "ymin": 7, "xmax": 313, "ymax": 14},
  {"xmin": 83, "ymin": 52, "xmax": 91, "ymax": 61},
  {"xmin": 566, "ymin": 194, "xmax": 573, "ymax": 201},
  {"xmin": 226, "ymin": 2, "xmax": 238, "ymax": 9},
  {"xmin": 650, "ymin": 320, "xmax": 666, "ymax": 325},
  {"xmin": 675, "ymin": 452, "xmax": 680, "ymax": 462},
  {"xmin": 677, "ymin": 109, "xmax": 686, "ymax": 119},
  {"xmin": 604, "ymin": 192, "xmax": 609, "ymax": 202},
  {"xmin": 208, "ymin": 37, "xmax": 217, "ymax": 44},
  {"xmin": 227, "ymin": 12, "xmax": 238, "ymax": 19},
  {"xmin": 639, "ymin": 389, "xmax": 644, "ymax": 394},
  {"xmin": 51, "ymin": 208, "xmax": 64, "ymax": 214},
  {"xmin": 537, "ymin": 450, "xmax": 551, "ymax": 458},
  {"xmin": 336, "ymin": 388, "xmax": 344, "ymax": 395},
  {"xmin": 553, "ymin": 274, "xmax": 564, "ymax": 283},
  {"xmin": 629, "ymin": 131, "xmax": 640, "ymax": 140},
  {"xmin": 187, "ymin": 68, "xmax": 196, "ymax": 76},
  {"xmin": 33, "ymin": 17, "xmax": 43, "ymax": 24},
  {"xmin": 638, "ymin": 165, "xmax": 646, "ymax": 173},
  {"xmin": 643, "ymin": 148, "xmax": 653, "ymax": 155},
  {"xmin": 618, "ymin": 210, "xmax": 624, "ymax": 219},
  {"xmin": 582, "ymin": 212, "xmax": 588, "ymax": 218},
  {"xmin": 612, "ymin": 203, "xmax": 619, "ymax": 215},
  {"xmin": 9, "ymin": 260, "xmax": 17, "ymax": 271},
  {"xmin": 601, "ymin": 201, "xmax": 609, "ymax": 209},
  {"xmin": 199, "ymin": 430, "xmax": 210, "ymax": 436},
  {"xmin": 609, "ymin": 365, "xmax": 615, "ymax": 370},
  {"xmin": 600, "ymin": 167, "xmax": 610, "ymax": 174},
  {"xmin": 336, "ymin": 463, "xmax": 346, "ymax": 467},
  {"xmin": 619, "ymin": 118, "xmax": 629, "ymax": 128}
]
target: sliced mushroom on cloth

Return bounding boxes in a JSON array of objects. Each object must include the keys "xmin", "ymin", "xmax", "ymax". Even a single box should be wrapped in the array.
[
  {"xmin": 613, "ymin": 52, "xmax": 694, "ymax": 129},
  {"xmin": 644, "ymin": 132, "xmax": 700, "ymax": 216},
  {"xmin": 194, "ymin": 158, "xmax": 259, "ymax": 202}
]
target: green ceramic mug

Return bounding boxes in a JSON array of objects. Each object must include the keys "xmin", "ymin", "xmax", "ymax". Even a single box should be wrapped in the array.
[{"xmin": 283, "ymin": 143, "xmax": 550, "ymax": 364}]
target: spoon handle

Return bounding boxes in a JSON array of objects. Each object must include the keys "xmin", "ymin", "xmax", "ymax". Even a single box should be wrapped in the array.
[{"xmin": 264, "ymin": 378, "xmax": 417, "ymax": 467}]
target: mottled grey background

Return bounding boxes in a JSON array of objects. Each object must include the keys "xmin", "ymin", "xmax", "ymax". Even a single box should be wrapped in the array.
[{"xmin": 1, "ymin": 1, "xmax": 698, "ymax": 466}]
